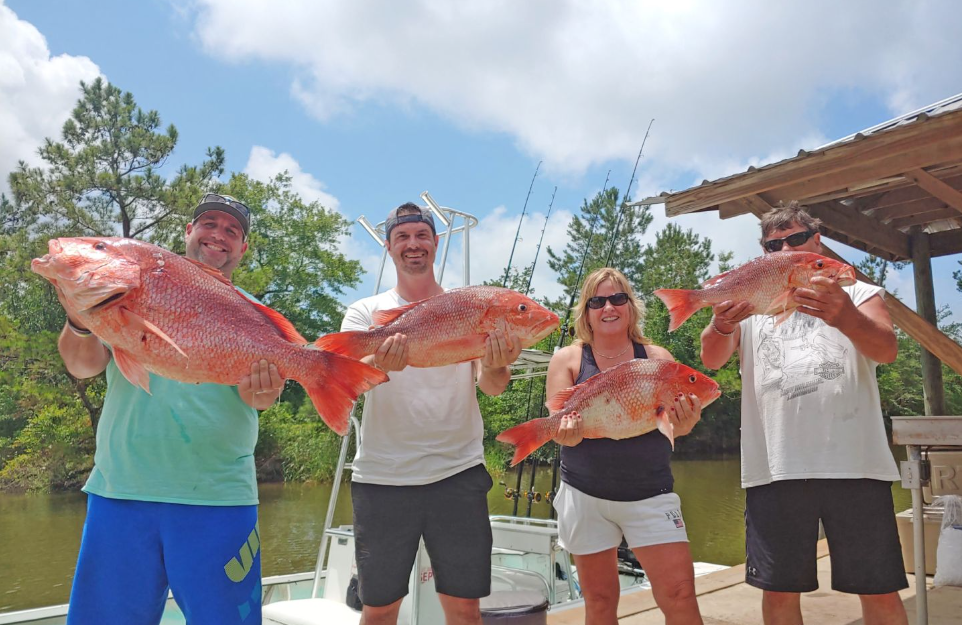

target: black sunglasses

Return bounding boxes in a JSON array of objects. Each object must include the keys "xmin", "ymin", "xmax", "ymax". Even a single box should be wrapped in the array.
[
  {"xmin": 763, "ymin": 230, "xmax": 815, "ymax": 253},
  {"xmin": 202, "ymin": 193, "xmax": 251, "ymax": 219},
  {"xmin": 587, "ymin": 292, "xmax": 630, "ymax": 309}
]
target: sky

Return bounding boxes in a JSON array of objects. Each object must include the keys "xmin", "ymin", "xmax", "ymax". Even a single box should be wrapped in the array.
[{"xmin": 2, "ymin": 0, "xmax": 961, "ymax": 318}]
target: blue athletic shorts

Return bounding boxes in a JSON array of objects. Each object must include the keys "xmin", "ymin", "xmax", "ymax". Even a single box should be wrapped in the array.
[{"xmin": 67, "ymin": 494, "xmax": 262, "ymax": 625}]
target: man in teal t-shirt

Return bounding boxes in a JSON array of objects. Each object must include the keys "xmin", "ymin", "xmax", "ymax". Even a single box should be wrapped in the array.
[{"xmin": 57, "ymin": 194, "xmax": 281, "ymax": 625}]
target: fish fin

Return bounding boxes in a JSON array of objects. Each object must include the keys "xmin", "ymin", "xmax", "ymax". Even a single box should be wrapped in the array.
[
  {"xmin": 655, "ymin": 406, "xmax": 675, "ymax": 450},
  {"xmin": 496, "ymin": 416, "xmax": 560, "ymax": 467},
  {"xmin": 118, "ymin": 307, "xmax": 187, "ymax": 359},
  {"xmin": 113, "ymin": 347, "xmax": 151, "ymax": 394},
  {"xmin": 184, "ymin": 257, "xmax": 234, "ymax": 287},
  {"xmin": 301, "ymin": 351, "xmax": 389, "ymax": 435},
  {"xmin": 763, "ymin": 288, "xmax": 796, "ymax": 315},
  {"xmin": 653, "ymin": 289, "xmax": 703, "ymax": 332},
  {"xmin": 372, "ymin": 301, "xmax": 420, "ymax": 326},
  {"xmin": 313, "ymin": 331, "xmax": 371, "ymax": 359},
  {"xmin": 545, "ymin": 387, "xmax": 577, "ymax": 413},
  {"xmin": 701, "ymin": 269, "xmax": 733, "ymax": 288},
  {"xmin": 248, "ymin": 300, "xmax": 308, "ymax": 344},
  {"xmin": 772, "ymin": 308, "xmax": 796, "ymax": 327}
]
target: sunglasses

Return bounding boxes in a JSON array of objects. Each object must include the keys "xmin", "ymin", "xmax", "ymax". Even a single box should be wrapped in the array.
[
  {"xmin": 202, "ymin": 193, "xmax": 251, "ymax": 219},
  {"xmin": 763, "ymin": 230, "xmax": 815, "ymax": 253},
  {"xmin": 587, "ymin": 292, "xmax": 630, "ymax": 309}
]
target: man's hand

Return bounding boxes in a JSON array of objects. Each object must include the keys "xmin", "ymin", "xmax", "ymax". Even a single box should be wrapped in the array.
[
  {"xmin": 239, "ymin": 359, "xmax": 285, "ymax": 410},
  {"xmin": 670, "ymin": 393, "xmax": 702, "ymax": 437},
  {"xmin": 711, "ymin": 300, "xmax": 754, "ymax": 333},
  {"xmin": 373, "ymin": 333, "xmax": 410, "ymax": 372},
  {"xmin": 481, "ymin": 329, "xmax": 522, "ymax": 370},
  {"xmin": 793, "ymin": 276, "xmax": 856, "ymax": 329},
  {"xmin": 553, "ymin": 412, "xmax": 584, "ymax": 447}
]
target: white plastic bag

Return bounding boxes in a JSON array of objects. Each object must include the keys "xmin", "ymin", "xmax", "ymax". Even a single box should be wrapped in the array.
[{"xmin": 933, "ymin": 495, "xmax": 962, "ymax": 587}]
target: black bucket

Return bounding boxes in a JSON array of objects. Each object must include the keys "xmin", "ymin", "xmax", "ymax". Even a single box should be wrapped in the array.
[{"xmin": 480, "ymin": 590, "xmax": 549, "ymax": 625}]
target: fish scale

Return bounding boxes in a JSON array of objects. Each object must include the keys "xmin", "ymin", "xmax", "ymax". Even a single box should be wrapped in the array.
[
  {"xmin": 496, "ymin": 358, "xmax": 721, "ymax": 466},
  {"xmin": 32, "ymin": 237, "xmax": 387, "ymax": 435}
]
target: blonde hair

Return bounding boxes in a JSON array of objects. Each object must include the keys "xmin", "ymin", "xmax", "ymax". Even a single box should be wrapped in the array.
[{"xmin": 573, "ymin": 267, "xmax": 651, "ymax": 346}]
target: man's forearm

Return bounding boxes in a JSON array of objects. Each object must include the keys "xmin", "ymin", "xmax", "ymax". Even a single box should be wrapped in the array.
[
  {"xmin": 700, "ymin": 322, "xmax": 738, "ymax": 370},
  {"xmin": 478, "ymin": 365, "xmax": 510, "ymax": 396},
  {"xmin": 58, "ymin": 322, "xmax": 110, "ymax": 378},
  {"xmin": 837, "ymin": 309, "xmax": 898, "ymax": 364}
]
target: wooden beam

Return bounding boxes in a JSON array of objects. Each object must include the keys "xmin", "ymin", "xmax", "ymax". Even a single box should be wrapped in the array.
[
  {"xmin": 806, "ymin": 201, "xmax": 912, "ymax": 259},
  {"xmin": 819, "ymin": 245, "xmax": 962, "ymax": 378},
  {"xmin": 888, "ymin": 207, "xmax": 959, "ymax": 230},
  {"xmin": 870, "ymin": 171, "xmax": 962, "ymax": 210},
  {"xmin": 871, "ymin": 197, "xmax": 950, "ymax": 222},
  {"xmin": 904, "ymin": 168, "xmax": 962, "ymax": 215},
  {"xmin": 666, "ymin": 110, "xmax": 962, "ymax": 216},
  {"xmin": 930, "ymin": 229, "xmax": 962, "ymax": 257},
  {"xmin": 718, "ymin": 201, "xmax": 753, "ymax": 219},
  {"xmin": 911, "ymin": 227, "xmax": 946, "ymax": 415}
]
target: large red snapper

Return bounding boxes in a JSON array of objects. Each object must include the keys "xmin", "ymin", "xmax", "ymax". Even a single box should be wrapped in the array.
[
  {"xmin": 654, "ymin": 251, "xmax": 856, "ymax": 332},
  {"xmin": 314, "ymin": 286, "xmax": 559, "ymax": 367},
  {"xmin": 496, "ymin": 359, "xmax": 721, "ymax": 466},
  {"xmin": 31, "ymin": 237, "xmax": 387, "ymax": 435}
]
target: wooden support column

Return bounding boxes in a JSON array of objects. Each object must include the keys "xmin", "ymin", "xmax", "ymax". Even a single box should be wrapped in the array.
[{"xmin": 910, "ymin": 226, "xmax": 945, "ymax": 415}]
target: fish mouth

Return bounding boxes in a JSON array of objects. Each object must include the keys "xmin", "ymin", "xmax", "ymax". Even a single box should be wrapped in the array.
[
  {"xmin": 837, "ymin": 265, "xmax": 857, "ymax": 286},
  {"xmin": 87, "ymin": 291, "xmax": 128, "ymax": 311}
]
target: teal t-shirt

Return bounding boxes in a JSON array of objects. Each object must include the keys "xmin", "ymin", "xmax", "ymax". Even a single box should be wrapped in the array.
[{"xmin": 83, "ymin": 290, "xmax": 260, "ymax": 506}]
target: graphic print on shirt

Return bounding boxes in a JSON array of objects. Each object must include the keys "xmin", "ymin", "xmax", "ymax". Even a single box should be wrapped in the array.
[{"xmin": 755, "ymin": 313, "xmax": 847, "ymax": 401}]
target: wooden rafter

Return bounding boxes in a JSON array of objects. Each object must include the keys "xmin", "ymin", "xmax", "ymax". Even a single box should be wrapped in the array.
[
  {"xmin": 888, "ymin": 207, "xmax": 960, "ymax": 230},
  {"xmin": 903, "ymin": 168, "xmax": 962, "ymax": 215},
  {"xmin": 931, "ymin": 229, "xmax": 962, "ymax": 257},
  {"xmin": 870, "ymin": 197, "xmax": 950, "ymax": 221},
  {"xmin": 805, "ymin": 201, "xmax": 912, "ymax": 259}
]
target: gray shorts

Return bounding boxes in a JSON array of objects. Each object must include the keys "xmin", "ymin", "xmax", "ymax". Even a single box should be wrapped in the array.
[{"xmin": 351, "ymin": 465, "xmax": 493, "ymax": 606}]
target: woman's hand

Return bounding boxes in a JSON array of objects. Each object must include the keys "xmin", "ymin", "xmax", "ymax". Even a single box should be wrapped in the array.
[
  {"xmin": 553, "ymin": 412, "xmax": 584, "ymax": 446},
  {"xmin": 670, "ymin": 394, "xmax": 702, "ymax": 437}
]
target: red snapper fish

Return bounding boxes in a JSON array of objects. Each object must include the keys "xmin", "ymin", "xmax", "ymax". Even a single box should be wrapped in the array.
[
  {"xmin": 496, "ymin": 359, "xmax": 721, "ymax": 466},
  {"xmin": 315, "ymin": 286, "xmax": 559, "ymax": 367},
  {"xmin": 654, "ymin": 251, "xmax": 856, "ymax": 332},
  {"xmin": 31, "ymin": 237, "xmax": 388, "ymax": 435}
]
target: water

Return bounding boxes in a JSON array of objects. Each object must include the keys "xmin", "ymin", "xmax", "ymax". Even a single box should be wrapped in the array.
[{"xmin": 0, "ymin": 457, "xmax": 912, "ymax": 614}]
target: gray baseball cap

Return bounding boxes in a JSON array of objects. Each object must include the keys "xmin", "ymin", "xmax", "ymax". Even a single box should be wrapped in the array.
[{"xmin": 384, "ymin": 202, "xmax": 436, "ymax": 241}]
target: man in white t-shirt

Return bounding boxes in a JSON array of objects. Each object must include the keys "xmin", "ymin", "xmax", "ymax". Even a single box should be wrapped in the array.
[
  {"xmin": 342, "ymin": 202, "xmax": 521, "ymax": 625},
  {"xmin": 700, "ymin": 203, "xmax": 908, "ymax": 625}
]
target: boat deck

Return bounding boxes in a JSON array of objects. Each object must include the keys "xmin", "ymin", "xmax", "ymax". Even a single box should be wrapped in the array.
[{"xmin": 548, "ymin": 540, "xmax": 962, "ymax": 624}]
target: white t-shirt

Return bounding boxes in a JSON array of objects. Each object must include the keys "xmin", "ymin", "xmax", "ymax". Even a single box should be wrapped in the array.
[
  {"xmin": 341, "ymin": 289, "xmax": 484, "ymax": 486},
  {"xmin": 738, "ymin": 280, "xmax": 900, "ymax": 488}
]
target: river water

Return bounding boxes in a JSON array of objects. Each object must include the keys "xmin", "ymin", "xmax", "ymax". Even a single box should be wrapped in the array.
[{"xmin": 0, "ymin": 456, "xmax": 912, "ymax": 613}]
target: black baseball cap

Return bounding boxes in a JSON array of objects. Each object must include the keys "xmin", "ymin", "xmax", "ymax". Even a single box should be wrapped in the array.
[
  {"xmin": 384, "ymin": 202, "xmax": 436, "ymax": 241},
  {"xmin": 193, "ymin": 193, "xmax": 251, "ymax": 238}
]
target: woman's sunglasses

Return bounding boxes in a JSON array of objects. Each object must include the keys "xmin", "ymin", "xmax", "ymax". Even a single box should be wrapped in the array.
[
  {"xmin": 587, "ymin": 292, "xmax": 630, "ymax": 309},
  {"xmin": 763, "ymin": 230, "xmax": 815, "ymax": 253}
]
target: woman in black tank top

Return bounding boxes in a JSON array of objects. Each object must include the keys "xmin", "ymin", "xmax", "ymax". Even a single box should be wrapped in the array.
[{"xmin": 546, "ymin": 268, "xmax": 705, "ymax": 624}]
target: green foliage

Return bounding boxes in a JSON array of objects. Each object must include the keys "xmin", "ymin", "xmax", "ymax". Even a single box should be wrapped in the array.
[
  {"xmin": 857, "ymin": 255, "xmax": 905, "ymax": 290},
  {"xmin": 255, "ymin": 400, "xmax": 352, "ymax": 482}
]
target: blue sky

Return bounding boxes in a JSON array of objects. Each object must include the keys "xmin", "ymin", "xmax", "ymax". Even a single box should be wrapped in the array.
[{"xmin": 2, "ymin": 0, "xmax": 961, "ymax": 319}]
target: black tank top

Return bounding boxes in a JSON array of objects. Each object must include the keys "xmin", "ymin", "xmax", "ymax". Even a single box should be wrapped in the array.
[{"xmin": 559, "ymin": 342, "xmax": 674, "ymax": 502}]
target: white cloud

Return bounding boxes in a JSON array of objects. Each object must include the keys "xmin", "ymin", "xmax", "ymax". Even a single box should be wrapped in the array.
[
  {"xmin": 242, "ymin": 145, "xmax": 341, "ymax": 211},
  {"xmin": 0, "ymin": 2, "xmax": 101, "ymax": 193},
  {"xmin": 191, "ymin": 0, "xmax": 962, "ymax": 180}
]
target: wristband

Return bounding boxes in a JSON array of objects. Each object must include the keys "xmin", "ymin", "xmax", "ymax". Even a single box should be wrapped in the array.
[
  {"xmin": 66, "ymin": 317, "xmax": 93, "ymax": 337},
  {"xmin": 710, "ymin": 316, "xmax": 736, "ymax": 338}
]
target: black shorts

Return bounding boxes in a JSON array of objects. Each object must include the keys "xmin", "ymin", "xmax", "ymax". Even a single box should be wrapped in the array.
[
  {"xmin": 351, "ymin": 464, "xmax": 493, "ymax": 607},
  {"xmin": 745, "ymin": 478, "xmax": 909, "ymax": 594}
]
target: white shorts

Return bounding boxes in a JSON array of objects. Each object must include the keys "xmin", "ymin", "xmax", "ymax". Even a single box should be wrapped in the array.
[{"xmin": 553, "ymin": 482, "xmax": 689, "ymax": 555}]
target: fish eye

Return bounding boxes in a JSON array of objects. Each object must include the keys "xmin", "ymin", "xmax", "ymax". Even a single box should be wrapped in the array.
[
  {"xmin": 689, "ymin": 374, "xmax": 697, "ymax": 383},
  {"xmin": 815, "ymin": 259, "xmax": 823, "ymax": 268},
  {"xmin": 94, "ymin": 242, "xmax": 106, "ymax": 251},
  {"xmin": 518, "ymin": 304, "xmax": 527, "ymax": 312}
]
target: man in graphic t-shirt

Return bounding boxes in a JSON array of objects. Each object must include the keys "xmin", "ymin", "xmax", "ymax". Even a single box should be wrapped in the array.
[
  {"xmin": 700, "ymin": 202, "xmax": 908, "ymax": 625},
  {"xmin": 341, "ymin": 202, "xmax": 520, "ymax": 625}
]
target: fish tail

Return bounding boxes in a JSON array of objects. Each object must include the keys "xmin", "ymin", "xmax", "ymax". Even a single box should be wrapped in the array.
[
  {"xmin": 496, "ymin": 416, "xmax": 559, "ymax": 467},
  {"xmin": 653, "ymin": 288, "xmax": 703, "ymax": 332},
  {"xmin": 313, "ymin": 331, "xmax": 373, "ymax": 360},
  {"xmin": 301, "ymin": 351, "xmax": 389, "ymax": 435}
]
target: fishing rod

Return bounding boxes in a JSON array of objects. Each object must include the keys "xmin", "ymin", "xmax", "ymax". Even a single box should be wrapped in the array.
[
  {"xmin": 502, "ymin": 161, "xmax": 541, "ymax": 288},
  {"xmin": 510, "ymin": 187, "xmax": 556, "ymax": 516},
  {"xmin": 605, "ymin": 119, "xmax": 654, "ymax": 267}
]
